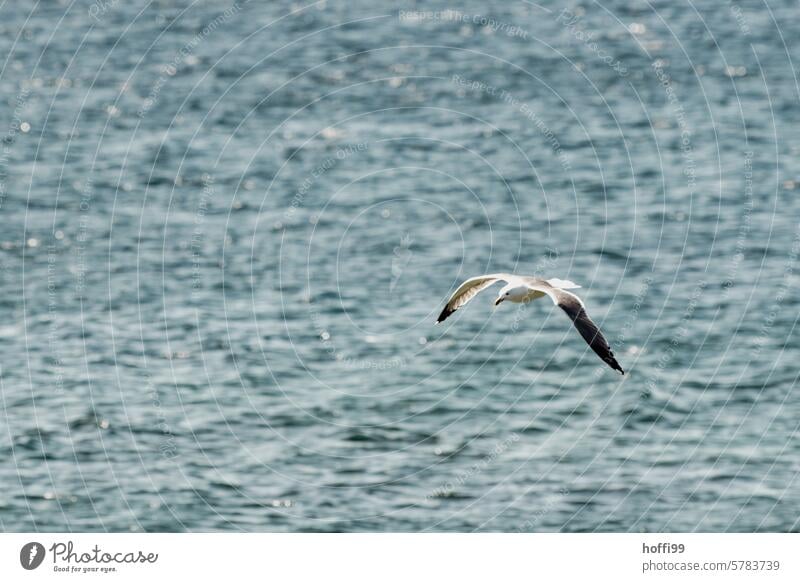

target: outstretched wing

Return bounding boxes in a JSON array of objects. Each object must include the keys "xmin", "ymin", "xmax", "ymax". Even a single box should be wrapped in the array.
[
  {"xmin": 526, "ymin": 280, "xmax": 625, "ymax": 374},
  {"xmin": 436, "ymin": 273, "xmax": 511, "ymax": 323}
]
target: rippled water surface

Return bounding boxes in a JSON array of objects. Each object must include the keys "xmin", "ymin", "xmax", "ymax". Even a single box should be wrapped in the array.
[{"xmin": 1, "ymin": 0, "xmax": 800, "ymax": 532}]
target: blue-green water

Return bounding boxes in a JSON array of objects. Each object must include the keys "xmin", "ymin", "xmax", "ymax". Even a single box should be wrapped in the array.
[{"xmin": 1, "ymin": 0, "xmax": 799, "ymax": 532}]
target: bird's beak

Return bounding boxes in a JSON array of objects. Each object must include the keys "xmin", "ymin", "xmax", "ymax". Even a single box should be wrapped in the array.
[{"xmin": 494, "ymin": 297, "xmax": 505, "ymax": 306}]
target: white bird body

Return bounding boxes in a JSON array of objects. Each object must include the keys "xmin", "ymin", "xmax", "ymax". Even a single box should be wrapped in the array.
[
  {"xmin": 499, "ymin": 284, "xmax": 544, "ymax": 304},
  {"xmin": 498, "ymin": 278, "xmax": 579, "ymax": 304},
  {"xmin": 436, "ymin": 273, "xmax": 624, "ymax": 374}
]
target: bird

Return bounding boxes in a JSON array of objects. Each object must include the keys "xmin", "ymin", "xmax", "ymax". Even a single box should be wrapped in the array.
[{"xmin": 435, "ymin": 274, "xmax": 624, "ymax": 374}]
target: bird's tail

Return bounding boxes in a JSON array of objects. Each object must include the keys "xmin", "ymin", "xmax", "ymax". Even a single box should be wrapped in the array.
[{"xmin": 547, "ymin": 278, "xmax": 581, "ymax": 290}]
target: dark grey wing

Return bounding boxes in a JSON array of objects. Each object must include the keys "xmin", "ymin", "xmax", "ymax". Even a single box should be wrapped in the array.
[
  {"xmin": 527, "ymin": 282, "xmax": 624, "ymax": 374},
  {"xmin": 436, "ymin": 274, "xmax": 510, "ymax": 323},
  {"xmin": 558, "ymin": 297, "xmax": 624, "ymax": 374}
]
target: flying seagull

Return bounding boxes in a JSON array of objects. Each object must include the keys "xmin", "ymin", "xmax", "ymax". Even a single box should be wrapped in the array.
[{"xmin": 436, "ymin": 274, "xmax": 624, "ymax": 374}]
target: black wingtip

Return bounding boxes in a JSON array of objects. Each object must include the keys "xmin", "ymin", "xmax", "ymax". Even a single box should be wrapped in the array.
[
  {"xmin": 606, "ymin": 354, "xmax": 625, "ymax": 375},
  {"xmin": 436, "ymin": 307, "xmax": 453, "ymax": 324}
]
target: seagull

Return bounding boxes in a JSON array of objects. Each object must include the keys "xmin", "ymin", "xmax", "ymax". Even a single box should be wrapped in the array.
[{"xmin": 436, "ymin": 274, "xmax": 624, "ymax": 374}]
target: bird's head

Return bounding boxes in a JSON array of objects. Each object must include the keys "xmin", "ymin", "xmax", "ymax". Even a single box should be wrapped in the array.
[
  {"xmin": 495, "ymin": 289, "xmax": 511, "ymax": 306},
  {"xmin": 496, "ymin": 285, "xmax": 528, "ymax": 306}
]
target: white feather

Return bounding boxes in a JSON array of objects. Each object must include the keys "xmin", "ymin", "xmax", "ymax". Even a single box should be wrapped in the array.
[{"xmin": 547, "ymin": 278, "xmax": 581, "ymax": 289}]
